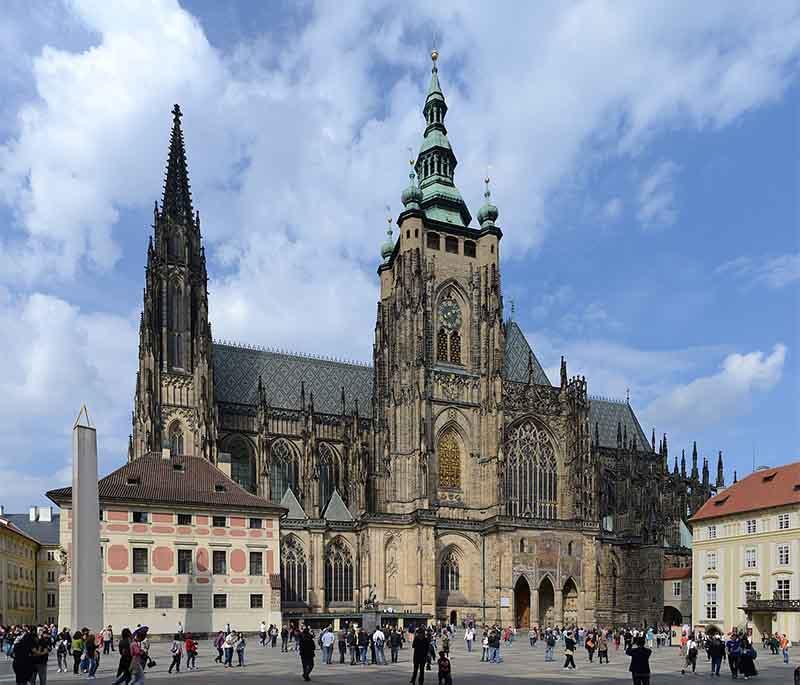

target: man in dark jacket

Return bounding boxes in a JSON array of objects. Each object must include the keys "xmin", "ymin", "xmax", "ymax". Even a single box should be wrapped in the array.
[
  {"xmin": 390, "ymin": 628, "xmax": 403, "ymax": 663},
  {"xmin": 625, "ymin": 635, "xmax": 652, "ymax": 685},
  {"xmin": 410, "ymin": 628, "xmax": 430, "ymax": 685},
  {"xmin": 298, "ymin": 627, "xmax": 316, "ymax": 681},
  {"xmin": 708, "ymin": 635, "xmax": 725, "ymax": 676}
]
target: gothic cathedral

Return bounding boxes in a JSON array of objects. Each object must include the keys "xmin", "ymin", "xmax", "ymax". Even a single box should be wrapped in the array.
[{"xmin": 130, "ymin": 53, "xmax": 723, "ymax": 628}]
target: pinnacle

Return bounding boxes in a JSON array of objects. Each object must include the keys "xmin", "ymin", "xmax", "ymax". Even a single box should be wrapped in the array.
[{"xmin": 160, "ymin": 103, "xmax": 194, "ymax": 226}]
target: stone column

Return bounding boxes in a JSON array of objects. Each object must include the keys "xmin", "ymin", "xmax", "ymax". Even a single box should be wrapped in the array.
[
  {"xmin": 531, "ymin": 587, "xmax": 539, "ymax": 627},
  {"xmin": 70, "ymin": 408, "xmax": 102, "ymax": 630}
]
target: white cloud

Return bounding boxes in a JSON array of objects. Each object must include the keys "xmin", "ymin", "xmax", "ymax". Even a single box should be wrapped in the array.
[
  {"xmin": 637, "ymin": 160, "xmax": 679, "ymax": 230},
  {"xmin": 716, "ymin": 253, "xmax": 800, "ymax": 289}
]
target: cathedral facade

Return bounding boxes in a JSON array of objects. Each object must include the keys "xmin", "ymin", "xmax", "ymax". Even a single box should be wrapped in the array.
[{"xmin": 130, "ymin": 54, "xmax": 723, "ymax": 629}]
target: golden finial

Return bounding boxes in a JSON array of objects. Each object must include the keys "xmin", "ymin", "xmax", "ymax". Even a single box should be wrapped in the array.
[{"xmin": 431, "ymin": 48, "xmax": 439, "ymax": 63}]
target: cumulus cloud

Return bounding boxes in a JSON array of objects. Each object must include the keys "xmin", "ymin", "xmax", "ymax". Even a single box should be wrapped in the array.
[
  {"xmin": 637, "ymin": 160, "xmax": 679, "ymax": 230},
  {"xmin": 716, "ymin": 253, "xmax": 800, "ymax": 289}
]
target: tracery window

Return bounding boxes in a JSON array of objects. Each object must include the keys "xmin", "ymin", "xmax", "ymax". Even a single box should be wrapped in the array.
[
  {"xmin": 324, "ymin": 539, "xmax": 353, "ymax": 603},
  {"xmin": 281, "ymin": 537, "xmax": 307, "ymax": 603},
  {"xmin": 504, "ymin": 419, "xmax": 558, "ymax": 519},
  {"xmin": 168, "ymin": 421, "xmax": 183, "ymax": 456},
  {"xmin": 449, "ymin": 331, "xmax": 461, "ymax": 364},
  {"xmin": 167, "ymin": 282, "xmax": 184, "ymax": 369},
  {"xmin": 270, "ymin": 439, "xmax": 299, "ymax": 503},
  {"xmin": 439, "ymin": 551, "xmax": 460, "ymax": 592},
  {"xmin": 318, "ymin": 443, "xmax": 341, "ymax": 509},
  {"xmin": 227, "ymin": 436, "xmax": 254, "ymax": 493},
  {"xmin": 437, "ymin": 429, "xmax": 461, "ymax": 489},
  {"xmin": 437, "ymin": 328, "xmax": 449, "ymax": 362}
]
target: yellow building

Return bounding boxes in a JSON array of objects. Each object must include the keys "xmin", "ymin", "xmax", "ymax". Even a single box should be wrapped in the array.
[
  {"xmin": 0, "ymin": 515, "xmax": 39, "ymax": 626},
  {"xmin": 690, "ymin": 461, "xmax": 800, "ymax": 641}
]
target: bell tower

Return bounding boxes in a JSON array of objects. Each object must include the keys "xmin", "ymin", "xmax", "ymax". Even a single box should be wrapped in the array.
[
  {"xmin": 373, "ymin": 52, "xmax": 505, "ymax": 517},
  {"xmin": 130, "ymin": 105, "xmax": 217, "ymax": 462}
]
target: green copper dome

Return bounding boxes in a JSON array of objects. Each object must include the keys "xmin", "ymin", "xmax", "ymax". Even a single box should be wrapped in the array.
[
  {"xmin": 381, "ymin": 217, "xmax": 395, "ymax": 260},
  {"xmin": 477, "ymin": 177, "xmax": 499, "ymax": 227},
  {"xmin": 401, "ymin": 163, "xmax": 422, "ymax": 209}
]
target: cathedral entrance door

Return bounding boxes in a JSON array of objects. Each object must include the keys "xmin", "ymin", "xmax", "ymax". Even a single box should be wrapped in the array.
[
  {"xmin": 538, "ymin": 577, "xmax": 555, "ymax": 628},
  {"xmin": 562, "ymin": 578, "xmax": 578, "ymax": 627},
  {"xmin": 514, "ymin": 576, "xmax": 531, "ymax": 628}
]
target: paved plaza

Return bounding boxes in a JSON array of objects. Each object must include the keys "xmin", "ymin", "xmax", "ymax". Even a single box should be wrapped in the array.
[{"xmin": 1, "ymin": 638, "xmax": 796, "ymax": 684}]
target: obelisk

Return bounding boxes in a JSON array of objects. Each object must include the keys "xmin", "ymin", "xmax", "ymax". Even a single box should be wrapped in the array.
[{"xmin": 71, "ymin": 406, "xmax": 103, "ymax": 630}]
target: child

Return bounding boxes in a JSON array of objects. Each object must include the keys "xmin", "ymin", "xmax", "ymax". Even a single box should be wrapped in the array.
[{"xmin": 437, "ymin": 650, "xmax": 452, "ymax": 685}]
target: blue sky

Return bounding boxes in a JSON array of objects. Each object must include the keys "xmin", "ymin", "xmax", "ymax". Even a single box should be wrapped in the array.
[{"xmin": 0, "ymin": 1, "xmax": 797, "ymax": 511}]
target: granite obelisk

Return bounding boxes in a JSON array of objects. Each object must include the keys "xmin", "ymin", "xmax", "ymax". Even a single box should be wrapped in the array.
[{"xmin": 71, "ymin": 406, "xmax": 103, "ymax": 630}]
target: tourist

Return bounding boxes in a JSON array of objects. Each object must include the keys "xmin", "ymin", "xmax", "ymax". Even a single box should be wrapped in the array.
[
  {"xmin": 481, "ymin": 630, "xmax": 489, "ymax": 662},
  {"xmin": 84, "ymin": 633, "xmax": 99, "ymax": 679},
  {"xmin": 410, "ymin": 628, "xmax": 430, "ymax": 685},
  {"xmin": 71, "ymin": 630, "xmax": 84, "ymax": 675},
  {"xmin": 129, "ymin": 633, "xmax": 145, "ymax": 685},
  {"xmin": 56, "ymin": 630, "xmax": 70, "ymax": 673},
  {"xmin": 682, "ymin": 634, "xmax": 698, "ymax": 674},
  {"xmin": 598, "ymin": 631, "xmax": 609, "ymax": 664},
  {"xmin": 626, "ymin": 635, "xmax": 652, "ymax": 685},
  {"xmin": 235, "ymin": 632, "xmax": 246, "ymax": 666},
  {"xmin": 259, "ymin": 621, "xmax": 267, "ymax": 647},
  {"xmin": 437, "ymin": 649, "xmax": 452, "ymax": 685},
  {"xmin": 337, "ymin": 627, "xmax": 347, "ymax": 664},
  {"xmin": 585, "ymin": 632, "xmax": 596, "ymax": 662},
  {"xmin": 176, "ymin": 621, "xmax": 183, "ymax": 639},
  {"xmin": 168, "ymin": 634, "xmax": 183, "ymax": 674},
  {"xmin": 320, "ymin": 627, "xmax": 335, "ymax": 665},
  {"xmin": 347, "ymin": 627, "xmax": 358, "ymax": 665},
  {"xmin": 213, "ymin": 630, "xmax": 225, "ymax": 663},
  {"xmin": 563, "ymin": 631, "xmax": 577, "ymax": 670},
  {"xmin": 139, "ymin": 630, "xmax": 152, "ymax": 672},
  {"xmin": 280, "ymin": 625, "xmax": 289, "ymax": 652},
  {"xmin": 357, "ymin": 627, "xmax": 368, "ymax": 665},
  {"xmin": 223, "ymin": 631, "xmax": 235, "ymax": 667},
  {"xmin": 738, "ymin": 638, "xmax": 758, "ymax": 679},
  {"xmin": 545, "ymin": 630, "xmax": 556, "ymax": 662},
  {"xmin": 440, "ymin": 631, "xmax": 449, "ymax": 658},
  {"xmin": 298, "ymin": 627, "xmax": 315, "ymax": 682},
  {"xmin": 725, "ymin": 631, "xmax": 740, "ymax": 679},
  {"xmin": 103, "ymin": 626, "xmax": 114, "ymax": 655},
  {"xmin": 708, "ymin": 634, "xmax": 725, "ymax": 676},
  {"xmin": 111, "ymin": 628, "xmax": 132, "ymax": 685},
  {"xmin": 184, "ymin": 633, "xmax": 197, "ymax": 670},
  {"xmin": 781, "ymin": 633, "xmax": 790, "ymax": 664},
  {"xmin": 11, "ymin": 626, "xmax": 34, "ymax": 685},
  {"xmin": 374, "ymin": 625, "xmax": 386, "ymax": 665},
  {"xmin": 528, "ymin": 627, "xmax": 536, "ymax": 648},
  {"xmin": 30, "ymin": 626, "xmax": 52, "ymax": 685},
  {"xmin": 389, "ymin": 628, "xmax": 402, "ymax": 663}
]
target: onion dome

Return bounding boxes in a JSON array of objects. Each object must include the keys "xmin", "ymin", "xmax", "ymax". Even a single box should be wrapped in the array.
[
  {"xmin": 477, "ymin": 175, "xmax": 499, "ymax": 228},
  {"xmin": 381, "ymin": 215, "xmax": 395, "ymax": 261},
  {"xmin": 401, "ymin": 157, "xmax": 423, "ymax": 209}
]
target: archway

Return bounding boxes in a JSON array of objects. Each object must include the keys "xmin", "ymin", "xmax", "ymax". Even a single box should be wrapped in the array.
[
  {"xmin": 562, "ymin": 578, "xmax": 579, "ymax": 627},
  {"xmin": 449, "ymin": 610, "xmax": 458, "ymax": 626},
  {"xmin": 538, "ymin": 576, "xmax": 555, "ymax": 627},
  {"xmin": 663, "ymin": 606, "xmax": 682, "ymax": 626},
  {"xmin": 514, "ymin": 576, "xmax": 531, "ymax": 628}
]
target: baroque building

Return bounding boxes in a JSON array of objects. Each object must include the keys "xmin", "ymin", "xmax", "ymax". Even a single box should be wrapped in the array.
[{"xmin": 130, "ymin": 53, "xmax": 724, "ymax": 629}]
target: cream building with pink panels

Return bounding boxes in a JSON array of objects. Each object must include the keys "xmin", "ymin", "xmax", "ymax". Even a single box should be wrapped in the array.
[{"xmin": 48, "ymin": 453, "xmax": 285, "ymax": 635}]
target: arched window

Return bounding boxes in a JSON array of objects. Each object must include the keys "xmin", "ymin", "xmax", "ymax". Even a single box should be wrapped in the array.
[
  {"xmin": 437, "ymin": 328, "xmax": 449, "ymax": 362},
  {"xmin": 281, "ymin": 536, "xmax": 307, "ymax": 603},
  {"xmin": 169, "ymin": 421, "xmax": 183, "ymax": 456},
  {"xmin": 504, "ymin": 419, "xmax": 558, "ymax": 519},
  {"xmin": 567, "ymin": 541, "xmax": 574, "ymax": 556},
  {"xmin": 439, "ymin": 551, "xmax": 460, "ymax": 592},
  {"xmin": 427, "ymin": 232, "xmax": 440, "ymax": 250},
  {"xmin": 449, "ymin": 331, "xmax": 461, "ymax": 364},
  {"xmin": 324, "ymin": 539, "xmax": 353, "ymax": 604},
  {"xmin": 167, "ymin": 282, "xmax": 183, "ymax": 369},
  {"xmin": 519, "ymin": 539, "xmax": 526, "ymax": 553},
  {"xmin": 270, "ymin": 439, "xmax": 299, "ymax": 503},
  {"xmin": 437, "ymin": 429, "xmax": 461, "ymax": 490},
  {"xmin": 611, "ymin": 563, "xmax": 618, "ymax": 608},
  {"xmin": 318, "ymin": 443, "xmax": 341, "ymax": 509},
  {"xmin": 227, "ymin": 436, "xmax": 254, "ymax": 493}
]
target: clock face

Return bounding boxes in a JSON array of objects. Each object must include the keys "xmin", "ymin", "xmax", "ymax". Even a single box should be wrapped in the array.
[{"xmin": 439, "ymin": 298, "xmax": 462, "ymax": 330}]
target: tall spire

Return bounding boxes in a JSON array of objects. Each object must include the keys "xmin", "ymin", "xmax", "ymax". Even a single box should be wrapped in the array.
[
  {"xmin": 691, "ymin": 441, "xmax": 699, "ymax": 480},
  {"xmin": 680, "ymin": 448, "xmax": 686, "ymax": 478},
  {"xmin": 161, "ymin": 104, "xmax": 194, "ymax": 226},
  {"xmin": 413, "ymin": 51, "xmax": 472, "ymax": 226},
  {"xmin": 716, "ymin": 450, "xmax": 725, "ymax": 488}
]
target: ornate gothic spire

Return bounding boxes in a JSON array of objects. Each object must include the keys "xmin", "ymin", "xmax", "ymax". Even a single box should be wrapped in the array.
[
  {"xmin": 716, "ymin": 450, "xmax": 725, "ymax": 488},
  {"xmin": 680, "ymin": 448, "xmax": 686, "ymax": 478},
  {"xmin": 161, "ymin": 104, "xmax": 194, "ymax": 226},
  {"xmin": 691, "ymin": 441, "xmax": 699, "ymax": 480},
  {"xmin": 413, "ymin": 50, "xmax": 472, "ymax": 226}
]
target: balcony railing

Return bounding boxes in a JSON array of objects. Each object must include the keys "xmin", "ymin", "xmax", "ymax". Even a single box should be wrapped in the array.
[{"xmin": 742, "ymin": 591, "xmax": 800, "ymax": 612}]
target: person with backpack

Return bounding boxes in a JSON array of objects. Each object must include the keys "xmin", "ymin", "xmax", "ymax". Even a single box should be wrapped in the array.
[
  {"xmin": 682, "ymin": 635, "xmax": 698, "ymax": 675},
  {"xmin": 129, "ymin": 634, "xmax": 145, "ymax": 685},
  {"xmin": 184, "ymin": 633, "xmax": 197, "ymax": 670},
  {"xmin": 598, "ymin": 631, "xmax": 609, "ymax": 664},
  {"xmin": 563, "ymin": 631, "xmax": 577, "ymax": 670},
  {"xmin": 298, "ymin": 627, "xmax": 315, "ymax": 682},
  {"xmin": 738, "ymin": 638, "xmax": 757, "ymax": 679},
  {"xmin": 168, "ymin": 634, "xmax": 183, "ymax": 674},
  {"xmin": 111, "ymin": 628, "xmax": 132, "ymax": 685},
  {"xmin": 213, "ymin": 631, "xmax": 225, "ymax": 663},
  {"xmin": 437, "ymin": 650, "xmax": 452, "ymax": 685},
  {"xmin": 626, "ymin": 635, "xmax": 652, "ymax": 685},
  {"xmin": 373, "ymin": 626, "xmax": 386, "ymax": 665},
  {"xmin": 585, "ymin": 632, "xmax": 596, "ymax": 663},
  {"xmin": 410, "ymin": 628, "xmax": 430, "ymax": 685},
  {"xmin": 544, "ymin": 630, "xmax": 556, "ymax": 662},
  {"xmin": 708, "ymin": 635, "xmax": 725, "ymax": 677},
  {"xmin": 725, "ymin": 631, "xmax": 740, "ymax": 679}
]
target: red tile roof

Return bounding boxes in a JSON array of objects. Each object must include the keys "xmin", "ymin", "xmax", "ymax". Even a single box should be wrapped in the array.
[
  {"xmin": 663, "ymin": 567, "xmax": 692, "ymax": 580},
  {"xmin": 47, "ymin": 454, "xmax": 286, "ymax": 514},
  {"xmin": 690, "ymin": 461, "xmax": 800, "ymax": 522}
]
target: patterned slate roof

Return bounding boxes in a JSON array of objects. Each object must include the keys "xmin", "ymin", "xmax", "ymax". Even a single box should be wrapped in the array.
[
  {"xmin": 213, "ymin": 343, "xmax": 373, "ymax": 416},
  {"xmin": 502, "ymin": 321, "xmax": 551, "ymax": 386},
  {"xmin": 46, "ymin": 454, "xmax": 286, "ymax": 513},
  {"xmin": 589, "ymin": 398, "xmax": 651, "ymax": 451},
  {"xmin": 4, "ymin": 513, "xmax": 61, "ymax": 545},
  {"xmin": 323, "ymin": 490, "xmax": 353, "ymax": 522}
]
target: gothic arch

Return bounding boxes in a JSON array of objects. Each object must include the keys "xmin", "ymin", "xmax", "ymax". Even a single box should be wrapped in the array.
[
  {"xmin": 435, "ymin": 530, "xmax": 480, "ymax": 553},
  {"xmin": 436, "ymin": 427, "xmax": 463, "ymax": 490},
  {"xmin": 280, "ymin": 534, "xmax": 308, "ymax": 604},
  {"xmin": 324, "ymin": 536, "xmax": 354, "ymax": 604},
  {"xmin": 384, "ymin": 536, "xmax": 400, "ymax": 600},
  {"xmin": 222, "ymin": 434, "xmax": 256, "ymax": 493},
  {"xmin": 503, "ymin": 417, "xmax": 558, "ymax": 519},
  {"xmin": 438, "ymin": 544, "xmax": 463, "ymax": 593},
  {"xmin": 434, "ymin": 280, "xmax": 470, "ymax": 367},
  {"xmin": 318, "ymin": 442, "xmax": 343, "ymax": 509},
  {"xmin": 168, "ymin": 419, "xmax": 184, "ymax": 456},
  {"xmin": 269, "ymin": 438, "xmax": 300, "ymax": 503}
]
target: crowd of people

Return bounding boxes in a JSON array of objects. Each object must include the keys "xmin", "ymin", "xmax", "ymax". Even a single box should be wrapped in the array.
[{"xmin": 0, "ymin": 619, "xmax": 794, "ymax": 684}]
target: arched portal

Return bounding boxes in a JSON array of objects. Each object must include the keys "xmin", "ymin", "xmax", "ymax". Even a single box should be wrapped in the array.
[
  {"xmin": 662, "ymin": 605, "xmax": 682, "ymax": 626},
  {"xmin": 514, "ymin": 576, "xmax": 531, "ymax": 628},
  {"xmin": 562, "ymin": 578, "xmax": 579, "ymax": 627},
  {"xmin": 538, "ymin": 576, "xmax": 555, "ymax": 627}
]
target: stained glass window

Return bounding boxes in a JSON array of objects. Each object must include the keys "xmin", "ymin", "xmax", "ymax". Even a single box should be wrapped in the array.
[
  {"xmin": 449, "ymin": 331, "xmax": 461, "ymax": 364},
  {"xmin": 270, "ymin": 439, "xmax": 299, "ymax": 503},
  {"xmin": 438, "ymin": 430, "xmax": 461, "ymax": 489},
  {"xmin": 227, "ymin": 436, "xmax": 254, "ymax": 493},
  {"xmin": 281, "ymin": 536, "xmax": 307, "ymax": 603},
  {"xmin": 318, "ymin": 443, "xmax": 341, "ymax": 509},
  {"xmin": 504, "ymin": 419, "xmax": 557, "ymax": 519},
  {"xmin": 324, "ymin": 539, "xmax": 353, "ymax": 603},
  {"xmin": 439, "ymin": 551, "xmax": 460, "ymax": 591},
  {"xmin": 168, "ymin": 421, "xmax": 183, "ymax": 456},
  {"xmin": 437, "ymin": 328, "xmax": 449, "ymax": 362}
]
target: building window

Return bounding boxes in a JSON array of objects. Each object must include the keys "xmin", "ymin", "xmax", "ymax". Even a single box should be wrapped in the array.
[
  {"xmin": 212, "ymin": 550, "xmax": 227, "ymax": 575},
  {"xmin": 270, "ymin": 439, "xmax": 300, "ymax": 504},
  {"xmin": 177, "ymin": 549, "xmax": 193, "ymax": 575},
  {"xmin": 745, "ymin": 548, "xmax": 757, "ymax": 569},
  {"xmin": 133, "ymin": 593, "xmax": 148, "ymax": 609},
  {"xmin": 47, "ymin": 570, "xmax": 56, "ymax": 583},
  {"xmin": 707, "ymin": 525, "xmax": 716, "ymax": 539},
  {"xmin": 437, "ymin": 429, "xmax": 461, "ymax": 490},
  {"xmin": 672, "ymin": 581, "xmax": 681, "ymax": 598},
  {"xmin": 177, "ymin": 514, "xmax": 192, "ymax": 526},
  {"xmin": 249, "ymin": 551, "xmax": 263, "ymax": 576},
  {"xmin": 227, "ymin": 436, "xmax": 254, "ymax": 493},
  {"xmin": 437, "ymin": 328, "xmax": 449, "ymax": 362},
  {"xmin": 155, "ymin": 595, "xmax": 173, "ymax": 609},
  {"xmin": 426, "ymin": 232, "xmax": 440, "ymax": 250},
  {"xmin": 519, "ymin": 539, "xmax": 526, "ymax": 553},
  {"xmin": 281, "ymin": 537, "xmax": 308, "ymax": 603},
  {"xmin": 504, "ymin": 418, "xmax": 558, "ymax": 519},
  {"xmin": 706, "ymin": 551, "xmax": 717, "ymax": 571},
  {"xmin": 776, "ymin": 579, "xmax": 791, "ymax": 600},
  {"xmin": 705, "ymin": 583, "xmax": 717, "ymax": 620},
  {"xmin": 746, "ymin": 519, "xmax": 757, "ymax": 534},
  {"xmin": 213, "ymin": 594, "xmax": 227, "ymax": 609},
  {"xmin": 464, "ymin": 240, "xmax": 476, "ymax": 258},
  {"xmin": 250, "ymin": 594, "xmax": 263, "ymax": 609},
  {"xmin": 132, "ymin": 548, "xmax": 149, "ymax": 574},
  {"xmin": 318, "ymin": 442, "xmax": 342, "ymax": 510},
  {"xmin": 212, "ymin": 516, "xmax": 226, "ymax": 528},
  {"xmin": 778, "ymin": 513, "xmax": 790, "ymax": 530},
  {"xmin": 132, "ymin": 511, "xmax": 149, "ymax": 524},
  {"xmin": 324, "ymin": 538, "xmax": 353, "ymax": 604},
  {"xmin": 47, "ymin": 551, "xmax": 55, "ymax": 561},
  {"xmin": 448, "ymin": 330, "xmax": 461, "ymax": 364},
  {"xmin": 744, "ymin": 580, "xmax": 757, "ymax": 602},
  {"xmin": 249, "ymin": 518, "xmax": 262, "ymax": 529},
  {"xmin": 444, "ymin": 236, "xmax": 458, "ymax": 254},
  {"xmin": 178, "ymin": 593, "xmax": 193, "ymax": 609},
  {"xmin": 46, "ymin": 592, "xmax": 56, "ymax": 608},
  {"xmin": 168, "ymin": 421, "xmax": 184, "ymax": 456},
  {"xmin": 777, "ymin": 544, "xmax": 790, "ymax": 566},
  {"xmin": 439, "ymin": 551, "xmax": 460, "ymax": 592}
]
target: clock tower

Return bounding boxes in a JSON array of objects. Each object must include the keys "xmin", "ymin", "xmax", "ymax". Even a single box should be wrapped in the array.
[{"xmin": 372, "ymin": 51, "xmax": 506, "ymax": 518}]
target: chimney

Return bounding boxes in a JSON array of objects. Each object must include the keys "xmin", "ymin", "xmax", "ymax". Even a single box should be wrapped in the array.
[
  {"xmin": 0, "ymin": 504, "xmax": 4, "ymax": 516},
  {"xmin": 29, "ymin": 505, "xmax": 38, "ymax": 521},
  {"xmin": 217, "ymin": 452, "xmax": 232, "ymax": 479},
  {"xmin": 38, "ymin": 506, "xmax": 52, "ymax": 522}
]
